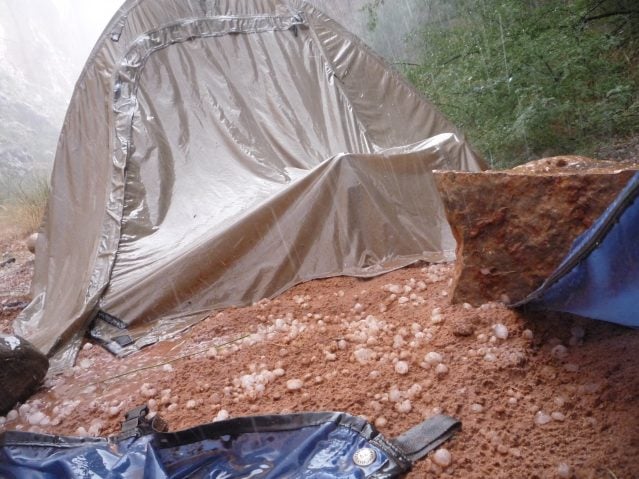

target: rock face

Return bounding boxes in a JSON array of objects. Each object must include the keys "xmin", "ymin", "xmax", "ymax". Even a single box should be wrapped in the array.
[
  {"xmin": 0, "ymin": 335, "xmax": 49, "ymax": 415},
  {"xmin": 434, "ymin": 156, "xmax": 639, "ymax": 306}
]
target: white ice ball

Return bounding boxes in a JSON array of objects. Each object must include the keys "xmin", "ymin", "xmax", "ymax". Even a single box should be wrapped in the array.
[
  {"xmin": 432, "ymin": 448, "xmax": 452, "ymax": 468},
  {"xmin": 493, "ymin": 323, "xmax": 509, "ymax": 340},
  {"xmin": 394, "ymin": 361, "xmax": 409, "ymax": 375},
  {"xmin": 286, "ymin": 379, "xmax": 304, "ymax": 391}
]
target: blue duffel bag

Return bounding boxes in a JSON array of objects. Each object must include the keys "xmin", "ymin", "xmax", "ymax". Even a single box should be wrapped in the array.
[{"xmin": 0, "ymin": 407, "xmax": 459, "ymax": 478}]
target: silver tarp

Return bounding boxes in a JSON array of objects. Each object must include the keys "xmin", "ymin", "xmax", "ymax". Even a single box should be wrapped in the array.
[{"xmin": 15, "ymin": 0, "xmax": 484, "ymax": 368}]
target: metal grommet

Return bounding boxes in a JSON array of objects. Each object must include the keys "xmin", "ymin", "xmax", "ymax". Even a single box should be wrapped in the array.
[{"xmin": 353, "ymin": 447, "xmax": 377, "ymax": 467}]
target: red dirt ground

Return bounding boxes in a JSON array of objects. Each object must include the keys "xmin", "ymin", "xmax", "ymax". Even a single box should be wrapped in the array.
[{"xmin": 1, "ymin": 238, "xmax": 638, "ymax": 478}]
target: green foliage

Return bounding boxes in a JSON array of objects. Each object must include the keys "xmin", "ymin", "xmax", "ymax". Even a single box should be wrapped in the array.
[
  {"xmin": 362, "ymin": 0, "xmax": 385, "ymax": 31},
  {"xmin": 368, "ymin": 0, "xmax": 639, "ymax": 168}
]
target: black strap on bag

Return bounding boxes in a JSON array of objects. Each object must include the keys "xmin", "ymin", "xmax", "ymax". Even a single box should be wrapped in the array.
[
  {"xmin": 118, "ymin": 406, "xmax": 460, "ymax": 470},
  {"xmin": 391, "ymin": 414, "xmax": 461, "ymax": 462}
]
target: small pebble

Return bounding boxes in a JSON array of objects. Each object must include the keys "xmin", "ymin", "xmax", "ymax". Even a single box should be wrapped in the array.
[{"xmin": 452, "ymin": 320, "xmax": 474, "ymax": 337}]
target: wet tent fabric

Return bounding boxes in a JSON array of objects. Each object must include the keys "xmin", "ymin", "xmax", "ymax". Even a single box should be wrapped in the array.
[
  {"xmin": 516, "ymin": 172, "xmax": 639, "ymax": 327},
  {"xmin": 15, "ymin": 0, "xmax": 484, "ymax": 365},
  {"xmin": 0, "ymin": 412, "xmax": 460, "ymax": 478}
]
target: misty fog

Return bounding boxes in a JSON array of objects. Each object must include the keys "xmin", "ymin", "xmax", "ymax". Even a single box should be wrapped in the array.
[{"xmin": 0, "ymin": 0, "xmax": 421, "ymax": 184}]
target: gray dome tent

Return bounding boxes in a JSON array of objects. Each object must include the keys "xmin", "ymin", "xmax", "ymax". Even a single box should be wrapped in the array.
[{"xmin": 15, "ymin": 0, "xmax": 483, "ymax": 370}]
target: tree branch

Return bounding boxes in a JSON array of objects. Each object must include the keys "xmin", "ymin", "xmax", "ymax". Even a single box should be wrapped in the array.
[
  {"xmin": 582, "ymin": 0, "xmax": 609, "ymax": 20},
  {"xmin": 392, "ymin": 62, "xmax": 421, "ymax": 67},
  {"xmin": 582, "ymin": 10, "xmax": 639, "ymax": 23},
  {"xmin": 440, "ymin": 48, "xmax": 480, "ymax": 67},
  {"xmin": 442, "ymin": 54, "xmax": 463, "ymax": 66}
]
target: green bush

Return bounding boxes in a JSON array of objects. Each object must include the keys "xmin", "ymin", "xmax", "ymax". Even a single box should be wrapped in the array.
[{"xmin": 367, "ymin": 0, "xmax": 639, "ymax": 168}]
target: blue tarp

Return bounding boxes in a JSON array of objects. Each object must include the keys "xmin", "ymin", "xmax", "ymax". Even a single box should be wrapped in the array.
[
  {"xmin": 0, "ymin": 412, "xmax": 459, "ymax": 478},
  {"xmin": 517, "ymin": 171, "xmax": 639, "ymax": 327}
]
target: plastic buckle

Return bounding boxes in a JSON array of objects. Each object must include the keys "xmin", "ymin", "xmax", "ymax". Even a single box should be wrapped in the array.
[
  {"xmin": 118, "ymin": 405, "xmax": 168, "ymax": 441},
  {"xmin": 119, "ymin": 405, "xmax": 149, "ymax": 440}
]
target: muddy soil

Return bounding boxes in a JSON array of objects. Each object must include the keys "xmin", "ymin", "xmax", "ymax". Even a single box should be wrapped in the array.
[
  {"xmin": 1, "ymin": 239, "xmax": 638, "ymax": 478},
  {"xmin": 0, "ymin": 238, "xmax": 33, "ymax": 334}
]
